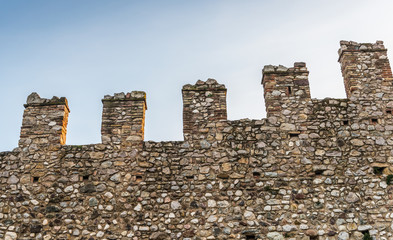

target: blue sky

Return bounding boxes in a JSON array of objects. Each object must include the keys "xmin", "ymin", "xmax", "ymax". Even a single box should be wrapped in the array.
[{"xmin": 1, "ymin": 0, "xmax": 393, "ymax": 151}]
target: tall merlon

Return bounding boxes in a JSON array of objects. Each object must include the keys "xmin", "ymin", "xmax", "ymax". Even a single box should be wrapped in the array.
[
  {"xmin": 338, "ymin": 40, "xmax": 393, "ymax": 99},
  {"xmin": 101, "ymin": 91, "xmax": 147, "ymax": 147},
  {"xmin": 262, "ymin": 62, "xmax": 311, "ymax": 117},
  {"xmin": 19, "ymin": 92, "xmax": 70, "ymax": 149},
  {"xmin": 182, "ymin": 79, "xmax": 227, "ymax": 137}
]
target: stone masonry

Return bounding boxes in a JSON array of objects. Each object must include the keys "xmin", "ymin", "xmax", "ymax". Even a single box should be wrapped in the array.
[{"xmin": 1, "ymin": 40, "xmax": 393, "ymax": 240}]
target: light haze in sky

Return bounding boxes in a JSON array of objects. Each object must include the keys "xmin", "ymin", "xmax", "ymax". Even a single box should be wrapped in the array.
[{"xmin": 1, "ymin": 0, "xmax": 393, "ymax": 151}]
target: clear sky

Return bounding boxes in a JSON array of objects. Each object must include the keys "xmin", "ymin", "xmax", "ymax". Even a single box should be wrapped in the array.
[{"xmin": 1, "ymin": 0, "xmax": 393, "ymax": 151}]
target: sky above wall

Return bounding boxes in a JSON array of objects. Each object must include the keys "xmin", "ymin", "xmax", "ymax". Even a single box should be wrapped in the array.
[{"xmin": 1, "ymin": 0, "xmax": 393, "ymax": 151}]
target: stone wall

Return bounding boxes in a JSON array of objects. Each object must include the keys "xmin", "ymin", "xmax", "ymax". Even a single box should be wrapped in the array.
[{"xmin": 1, "ymin": 41, "xmax": 393, "ymax": 240}]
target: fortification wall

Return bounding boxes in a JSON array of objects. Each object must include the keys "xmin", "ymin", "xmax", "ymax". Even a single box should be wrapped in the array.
[{"xmin": 0, "ymin": 41, "xmax": 393, "ymax": 240}]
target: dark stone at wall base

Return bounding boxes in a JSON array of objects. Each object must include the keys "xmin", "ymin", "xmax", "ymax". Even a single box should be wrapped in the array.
[
  {"xmin": 46, "ymin": 205, "xmax": 61, "ymax": 213},
  {"xmin": 30, "ymin": 224, "xmax": 42, "ymax": 233},
  {"xmin": 327, "ymin": 231, "xmax": 337, "ymax": 236},
  {"xmin": 184, "ymin": 230, "xmax": 196, "ymax": 237},
  {"xmin": 91, "ymin": 210, "xmax": 99, "ymax": 219},
  {"xmin": 80, "ymin": 183, "xmax": 96, "ymax": 193},
  {"xmin": 15, "ymin": 194, "xmax": 24, "ymax": 202},
  {"xmin": 190, "ymin": 201, "xmax": 198, "ymax": 208}
]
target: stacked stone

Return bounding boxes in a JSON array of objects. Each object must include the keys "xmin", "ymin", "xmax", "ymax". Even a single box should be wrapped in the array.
[
  {"xmin": 2, "ymin": 41, "xmax": 393, "ymax": 239},
  {"xmin": 339, "ymin": 40, "xmax": 393, "ymax": 100},
  {"xmin": 182, "ymin": 79, "xmax": 227, "ymax": 139},
  {"xmin": 101, "ymin": 91, "xmax": 147, "ymax": 149},
  {"xmin": 19, "ymin": 92, "xmax": 69, "ymax": 150},
  {"xmin": 262, "ymin": 63, "xmax": 312, "ymax": 125}
]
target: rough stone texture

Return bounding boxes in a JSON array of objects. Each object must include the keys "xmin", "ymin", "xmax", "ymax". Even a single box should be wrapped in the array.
[
  {"xmin": 1, "ymin": 40, "xmax": 393, "ymax": 239},
  {"xmin": 182, "ymin": 78, "xmax": 227, "ymax": 138},
  {"xmin": 19, "ymin": 93, "xmax": 69, "ymax": 148},
  {"xmin": 101, "ymin": 91, "xmax": 147, "ymax": 148}
]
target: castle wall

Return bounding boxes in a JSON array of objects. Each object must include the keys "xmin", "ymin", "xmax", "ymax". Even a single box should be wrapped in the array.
[{"xmin": 0, "ymin": 41, "xmax": 393, "ymax": 240}]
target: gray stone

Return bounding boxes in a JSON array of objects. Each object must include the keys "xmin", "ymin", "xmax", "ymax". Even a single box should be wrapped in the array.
[
  {"xmin": 101, "ymin": 161, "xmax": 113, "ymax": 168},
  {"xmin": 72, "ymin": 229, "xmax": 80, "ymax": 236},
  {"xmin": 200, "ymin": 140, "xmax": 211, "ymax": 149},
  {"xmin": 338, "ymin": 231, "xmax": 349, "ymax": 240},
  {"xmin": 134, "ymin": 203, "xmax": 142, "ymax": 211},
  {"xmin": 89, "ymin": 197, "xmax": 98, "ymax": 206},
  {"xmin": 375, "ymin": 137, "xmax": 386, "ymax": 145},
  {"xmin": 96, "ymin": 184, "xmax": 106, "ymax": 192},
  {"xmin": 26, "ymin": 92, "xmax": 44, "ymax": 104},
  {"xmin": 171, "ymin": 201, "xmax": 181, "ymax": 210},
  {"xmin": 80, "ymin": 183, "xmax": 96, "ymax": 193},
  {"xmin": 243, "ymin": 210, "xmax": 255, "ymax": 220},
  {"xmin": 345, "ymin": 192, "xmax": 360, "ymax": 203},
  {"xmin": 5, "ymin": 232, "xmax": 17, "ymax": 240},
  {"xmin": 110, "ymin": 173, "xmax": 121, "ymax": 182},
  {"xmin": 7, "ymin": 175, "xmax": 19, "ymax": 184},
  {"xmin": 267, "ymin": 232, "xmax": 284, "ymax": 240},
  {"xmin": 114, "ymin": 92, "xmax": 125, "ymax": 99},
  {"xmin": 64, "ymin": 185, "xmax": 73, "ymax": 193},
  {"xmin": 358, "ymin": 225, "xmax": 372, "ymax": 231},
  {"xmin": 283, "ymin": 225, "xmax": 297, "ymax": 231}
]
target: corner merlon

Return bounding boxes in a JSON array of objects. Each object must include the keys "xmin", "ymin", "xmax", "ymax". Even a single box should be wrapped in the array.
[{"xmin": 338, "ymin": 40, "xmax": 393, "ymax": 99}]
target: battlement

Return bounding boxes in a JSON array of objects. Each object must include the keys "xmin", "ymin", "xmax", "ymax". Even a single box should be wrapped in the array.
[
  {"xmin": 182, "ymin": 78, "xmax": 227, "ymax": 138},
  {"xmin": 338, "ymin": 40, "xmax": 386, "ymax": 57},
  {"xmin": 2, "ymin": 40, "xmax": 393, "ymax": 240},
  {"xmin": 338, "ymin": 40, "xmax": 393, "ymax": 99},
  {"xmin": 101, "ymin": 91, "xmax": 147, "ymax": 149},
  {"xmin": 19, "ymin": 92, "xmax": 70, "ymax": 149},
  {"xmin": 262, "ymin": 62, "xmax": 311, "ymax": 122}
]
